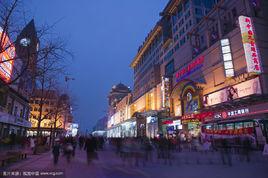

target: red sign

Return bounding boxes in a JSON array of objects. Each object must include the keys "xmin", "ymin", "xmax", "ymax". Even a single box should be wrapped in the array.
[
  {"xmin": 204, "ymin": 127, "xmax": 253, "ymax": 135},
  {"xmin": 162, "ymin": 120, "xmax": 173, "ymax": 125},
  {"xmin": 182, "ymin": 112, "xmax": 214, "ymax": 122},
  {"xmin": 175, "ymin": 56, "xmax": 204, "ymax": 82},
  {"xmin": 239, "ymin": 16, "xmax": 261, "ymax": 73}
]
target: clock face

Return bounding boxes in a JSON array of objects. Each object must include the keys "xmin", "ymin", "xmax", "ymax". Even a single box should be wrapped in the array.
[{"xmin": 20, "ymin": 38, "xmax": 31, "ymax": 47}]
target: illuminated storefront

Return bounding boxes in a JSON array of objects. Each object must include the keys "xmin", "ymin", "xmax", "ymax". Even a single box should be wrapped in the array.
[
  {"xmin": 162, "ymin": 119, "xmax": 182, "ymax": 136},
  {"xmin": 146, "ymin": 116, "xmax": 158, "ymax": 138},
  {"xmin": 202, "ymin": 103, "xmax": 268, "ymax": 145},
  {"xmin": 121, "ymin": 119, "xmax": 137, "ymax": 137}
]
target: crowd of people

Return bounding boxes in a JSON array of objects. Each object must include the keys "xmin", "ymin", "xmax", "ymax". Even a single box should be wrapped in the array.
[
  {"xmin": 0, "ymin": 132, "xmax": 260, "ymax": 167},
  {"xmin": 52, "ymin": 134, "xmax": 105, "ymax": 165},
  {"xmin": 108, "ymin": 134, "xmax": 257, "ymax": 166}
]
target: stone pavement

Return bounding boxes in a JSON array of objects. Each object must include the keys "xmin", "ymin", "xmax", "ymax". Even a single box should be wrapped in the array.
[{"xmin": 1, "ymin": 146, "xmax": 268, "ymax": 178}]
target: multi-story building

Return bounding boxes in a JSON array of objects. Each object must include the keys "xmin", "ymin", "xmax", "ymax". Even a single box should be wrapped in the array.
[
  {"xmin": 0, "ymin": 20, "xmax": 38, "ymax": 138},
  {"xmin": 161, "ymin": 0, "xmax": 268, "ymax": 145},
  {"xmin": 107, "ymin": 84, "xmax": 133, "ymax": 137},
  {"xmin": 28, "ymin": 90, "xmax": 72, "ymax": 136},
  {"xmin": 107, "ymin": 0, "xmax": 268, "ymax": 145}
]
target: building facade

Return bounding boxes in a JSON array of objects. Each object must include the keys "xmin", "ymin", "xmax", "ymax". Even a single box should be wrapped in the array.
[
  {"xmin": 163, "ymin": 0, "xmax": 268, "ymax": 145},
  {"xmin": 0, "ymin": 20, "xmax": 38, "ymax": 138},
  {"xmin": 28, "ymin": 90, "xmax": 73, "ymax": 136},
  {"xmin": 107, "ymin": 0, "xmax": 268, "ymax": 146}
]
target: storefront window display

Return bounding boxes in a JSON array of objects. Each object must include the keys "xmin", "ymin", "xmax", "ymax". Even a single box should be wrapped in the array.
[
  {"xmin": 121, "ymin": 120, "xmax": 137, "ymax": 137},
  {"xmin": 179, "ymin": 83, "xmax": 203, "ymax": 137},
  {"xmin": 146, "ymin": 116, "xmax": 158, "ymax": 138}
]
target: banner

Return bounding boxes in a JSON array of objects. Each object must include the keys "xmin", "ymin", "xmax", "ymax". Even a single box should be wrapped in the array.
[
  {"xmin": 239, "ymin": 16, "xmax": 262, "ymax": 73},
  {"xmin": 204, "ymin": 77, "xmax": 261, "ymax": 106}
]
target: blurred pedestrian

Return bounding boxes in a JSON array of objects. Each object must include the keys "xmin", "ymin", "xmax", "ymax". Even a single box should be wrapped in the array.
[
  {"xmin": 79, "ymin": 136, "xmax": 85, "ymax": 150},
  {"xmin": 52, "ymin": 139, "xmax": 61, "ymax": 165},
  {"xmin": 30, "ymin": 136, "xmax": 36, "ymax": 154},
  {"xmin": 220, "ymin": 138, "xmax": 232, "ymax": 166},
  {"xmin": 242, "ymin": 136, "xmax": 251, "ymax": 162},
  {"xmin": 84, "ymin": 135, "xmax": 97, "ymax": 164}
]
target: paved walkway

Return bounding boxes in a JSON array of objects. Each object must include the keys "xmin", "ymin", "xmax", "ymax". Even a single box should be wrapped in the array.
[{"xmin": 1, "ymin": 146, "xmax": 268, "ymax": 178}]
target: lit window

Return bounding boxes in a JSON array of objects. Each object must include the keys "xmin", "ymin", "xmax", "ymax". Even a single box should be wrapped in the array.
[
  {"xmin": 225, "ymin": 69, "xmax": 234, "ymax": 77},
  {"xmin": 220, "ymin": 39, "xmax": 229, "ymax": 46},
  {"xmin": 223, "ymin": 53, "xmax": 232, "ymax": 61},
  {"xmin": 222, "ymin": 46, "xmax": 231, "ymax": 54},
  {"xmin": 221, "ymin": 39, "xmax": 234, "ymax": 77},
  {"xmin": 224, "ymin": 61, "xmax": 233, "ymax": 69}
]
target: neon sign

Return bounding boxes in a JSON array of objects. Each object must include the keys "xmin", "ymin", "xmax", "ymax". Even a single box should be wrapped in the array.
[
  {"xmin": 175, "ymin": 56, "xmax": 204, "ymax": 82},
  {"xmin": 239, "ymin": 16, "xmax": 261, "ymax": 74},
  {"xmin": 0, "ymin": 27, "xmax": 15, "ymax": 83}
]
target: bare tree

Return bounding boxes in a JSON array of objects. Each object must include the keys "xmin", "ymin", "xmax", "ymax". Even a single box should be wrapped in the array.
[{"xmin": 1, "ymin": 1, "xmax": 73, "ymax": 140}]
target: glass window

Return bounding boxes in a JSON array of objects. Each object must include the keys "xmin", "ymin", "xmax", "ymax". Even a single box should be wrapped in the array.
[
  {"xmin": 172, "ymin": 15, "xmax": 177, "ymax": 26},
  {"xmin": 184, "ymin": 0, "xmax": 190, "ymax": 10},
  {"xmin": 185, "ymin": 10, "xmax": 191, "ymax": 19},
  {"xmin": 235, "ymin": 122, "xmax": 243, "ymax": 129},
  {"xmin": 177, "ymin": 4, "xmax": 183, "ymax": 18},
  {"xmin": 165, "ymin": 60, "xmax": 174, "ymax": 76},
  {"xmin": 206, "ymin": 125, "xmax": 212, "ymax": 130},
  {"xmin": 195, "ymin": 8, "xmax": 203, "ymax": 16},
  {"xmin": 244, "ymin": 122, "xmax": 253, "ymax": 128},
  {"xmin": 219, "ymin": 124, "xmax": 226, "ymax": 130},
  {"xmin": 226, "ymin": 123, "xmax": 234, "ymax": 130},
  {"xmin": 194, "ymin": 0, "xmax": 202, "ymax": 6}
]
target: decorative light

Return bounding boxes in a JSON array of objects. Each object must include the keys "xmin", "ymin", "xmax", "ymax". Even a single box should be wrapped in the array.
[{"xmin": 221, "ymin": 38, "xmax": 234, "ymax": 77}]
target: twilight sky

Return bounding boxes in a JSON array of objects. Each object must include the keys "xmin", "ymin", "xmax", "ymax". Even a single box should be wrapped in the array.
[{"xmin": 25, "ymin": 0, "xmax": 167, "ymax": 132}]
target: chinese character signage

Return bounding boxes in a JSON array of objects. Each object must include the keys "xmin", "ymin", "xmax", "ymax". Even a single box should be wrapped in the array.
[
  {"xmin": 0, "ymin": 27, "xmax": 15, "ymax": 83},
  {"xmin": 175, "ymin": 56, "xmax": 204, "ymax": 83},
  {"xmin": 239, "ymin": 16, "xmax": 261, "ymax": 74},
  {"xmin": 214, "ymin": 108, "xmax": 250, "ymax": 120},
  {"xmin": 161, "ymin": 77, "xmax": 171, "ymax": 109}
]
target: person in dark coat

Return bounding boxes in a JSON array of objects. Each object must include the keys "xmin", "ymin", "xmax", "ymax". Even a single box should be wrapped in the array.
[
  {"xmin": 79, "ymin": 136, "xmax": 85, "ymax": 150},
  {"xmin": 52, "ymin": 140, "xmax": 61, "ymax": 165},
  {"xmin": 84, "ymin": 135, "xmax": 97, "ymax": 164}
]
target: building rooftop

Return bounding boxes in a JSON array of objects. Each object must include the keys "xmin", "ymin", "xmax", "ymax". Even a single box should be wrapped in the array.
[{"xmin": 130, "ymin": 22, "xmax": 162, "ymax": 68}]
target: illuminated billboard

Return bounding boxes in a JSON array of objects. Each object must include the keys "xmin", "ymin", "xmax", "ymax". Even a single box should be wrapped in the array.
[
  {"xmin": 204, "ymin": 77, "xmax": 262, "ymax": 106},
  {"xmin": 66, "ymin": 123, "xmax": 79, "ymax": 137},
  {"xmin": 239, "ymin": 16, "xmax": 261, "ymax": 74},
  {"xmin": 0, "ymin": 27, "xmax": 15, "ymax": 83}
]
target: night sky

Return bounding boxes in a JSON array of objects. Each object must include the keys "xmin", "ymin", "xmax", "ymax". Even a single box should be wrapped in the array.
[{"xmin": 25, "ymin": 0, "xmax": 167, "ymax": 132}]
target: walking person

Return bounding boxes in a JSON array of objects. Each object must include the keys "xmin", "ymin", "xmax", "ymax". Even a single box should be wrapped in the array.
[
  {"xmin": 79, "ymin": 136, "xmax": 84, "ymax": 150},
  {"xmin": 52, "ymin": 139, "xmax": 61, "ymax": 165},
  {"xmin": 220, "ymin": 138, "xmax": 232, "ymax": 166},
  {"xmin": 84, "ymin": 135, "xmax": 97, "ymax": 165},
  {"xmin": 63, "ymin": 137, "xmax": 74, "ymax": 163},
  {"xmin": 242, "ymin": 136, "xmax": 251, "ymax": 162},
  {"xmin": 30, "ymin": 136, "xmax": 36, "ymax": 154}
]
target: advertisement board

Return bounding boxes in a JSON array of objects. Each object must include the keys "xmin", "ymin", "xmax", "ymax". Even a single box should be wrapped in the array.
[
  {"xmin": 204, "ymin": 77, "xmax": 261, "ymax": 106},
  {"xmin": 239, "ymin": 16, "xmax": 261, "ymax": 74},
  {"xmin": 0, "ymin": 27, "xmax": 15, "ymax": 82},
  {"xmin": 66, "ymin": 123, "xmax": 78, "ymax": 137}
]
